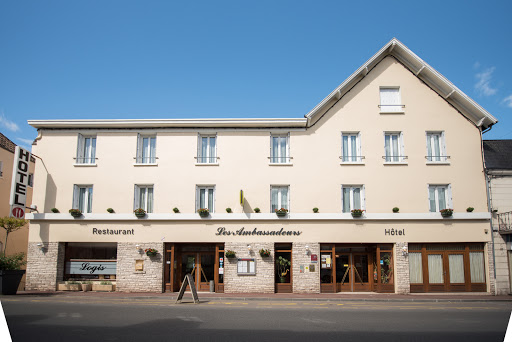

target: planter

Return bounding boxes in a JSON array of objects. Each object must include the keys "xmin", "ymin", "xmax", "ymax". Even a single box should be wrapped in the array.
[
  {"xmin": 260, "ymin": 253, "xmax": 271, "ymax": 258},
  {"xmin": 441, "ymin": 212, "xmax": 453, "ymax": 218},
  {"xmin": 70, "ymin": 212, "xmax": 82, "ymax": 218},
  {"xmin": 0, "ymin": 270, "xmax": 25, "ymax": 295},
  {"xmin": 57, "ymin": 283, "xmax": 81, "ymax": 291},
  {"xmin": 199, "ymin": 212, "xmax": 209, "ymax": 218},
  {"xmin": 146, "ymin": 252, "xmax": 157, "ymax": 257},
  {"xmin": 276, "ymin": 212, "xmax": 287, "ymax": 217},
  {"xmin": 81, "ymin": 284, "xmax": 92, "ymax": 292},
  {"xmin": 92, "ymin": 284, "xmax": 113, "ymax": 292},
  {"xmin": 279, "ymin": 276, "xmax": 286, "ymax": 283},
  {"xmin": 351, "ymin": 212, "xmax": 363, "ymax": 218},
  {"xmin": 135, "ymin": 213, "xmax": 146, "ymax": 218},
  {"xmin": 440, "ymin": 209, "xmax": 453, "ymax": 218}
]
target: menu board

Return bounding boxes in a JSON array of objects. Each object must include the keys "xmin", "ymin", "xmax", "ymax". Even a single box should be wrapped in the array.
[{"xmin": 321, "ymin": 254, "xmax": 332, "ymax": 269}]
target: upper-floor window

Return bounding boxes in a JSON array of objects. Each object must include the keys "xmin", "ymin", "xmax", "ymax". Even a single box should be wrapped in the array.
[
  {"xmin": 28, "ymin": 173, "xmax": 34, "ymax": 187},
  {"xmin": 342, "ymin": 185, "xmax": 364, "ymax": 213},
  {"xmin": 134, "ymin": 185, "xmax": 154, "ymax": 213},
  {"xmin": 270, "ymin": 134, "xmax": 290, "ymax": 164},
  {"xmin": 0, "ymin": 161, "xmax": 3, "ymax": 177},
  {"xmin": 76, "ymin": 134, "xmax": 96, "ymax": 164},
  {"xmin": 136, "ymin": 135, "xmax": 156, "ymax": 164},
  {"xmin": 196, "ymin": 186, "xmax": 215, "ymax": 213},
  {"xmin": 197, "ymin": 134, "xmax": 217, "ymax": 164},
  {"xmin": 428, "ymin": 184, "xmax": 452, "ymax": 212},
  {"xmin": 341, "ymin": 132, "xmax": 363, "ymax": 163},
  {"xmin": 384, "ymin": 132, "xmax": 406, "ymax": 163},
  {"xmin": 426, "ymin": 132, "xmax": 448, "ymax": 163},
  {"xmin": 271, "ymin": 185, "xmax": 289, "ymax": 212},
  {"xmin": 379, "ymin": 87, "xmax": 403, "ymax": 113},
  {"xmin": 73, "ymin": 185, "xmax": 93, "ymax": 213}
]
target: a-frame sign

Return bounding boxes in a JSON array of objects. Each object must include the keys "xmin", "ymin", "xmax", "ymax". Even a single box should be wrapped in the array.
[{"xmin": 175, "ymin": 274, "xmax": 199, "ymax": 304}]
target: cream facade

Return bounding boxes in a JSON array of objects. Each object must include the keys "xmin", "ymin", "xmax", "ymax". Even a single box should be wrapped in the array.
[{"xmin": 26, "ymin": 39, "xmax": 497, "ymax": 294}]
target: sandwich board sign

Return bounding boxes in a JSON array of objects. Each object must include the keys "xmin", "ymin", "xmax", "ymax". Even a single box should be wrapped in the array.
[
  {"xmin": 175, "ymin": 274, "xmax": 199, "ymax": 304},
  {"xmin": 9, "ymin": 146, "xmax": 31, "ymax": 219}
]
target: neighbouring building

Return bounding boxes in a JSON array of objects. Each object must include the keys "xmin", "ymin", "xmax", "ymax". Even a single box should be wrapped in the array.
[
  {"xmin": 484, "ymin": 140, "xmax": 512, "ymax": 295},
  {"xmin": 25, "ymin": 38, "xmax": 498, "ymax": 294},
  {"xmin": 0, "ymin": 132, "xmax": 35, "ymax": 290}
]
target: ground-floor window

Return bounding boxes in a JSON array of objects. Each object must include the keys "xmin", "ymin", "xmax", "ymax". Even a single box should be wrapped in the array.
[
  {"xmin": 64, "ymin": 242, "xmax": 117, "ymax": 280},
  {"xmin": 409, "ymin": 243, "xmax": 486, "ymax": 292}
]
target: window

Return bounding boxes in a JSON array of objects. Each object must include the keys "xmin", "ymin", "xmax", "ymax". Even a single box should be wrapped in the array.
[
  {"xmin": 76, "ymin": 134, "xmax": 96, "ymax": 164},
  {"xmin": 197, "ymin": 134, "xmax": 217, "ymax": 164},
  {"xmin": 28, "ymin": 173, "xmax": 34, "ymax": 187},
  {"xmin": 384, "ymin": 132, "xmax": 405, "ymax": 162},
  {"xmin": 0, "ymin": 161, "xmax": 3, "ymax": 177},
  {"xmin": 341, "ymin": 133, "xmax": 362, "ymax": 162},
  {"xmin": 379, "ymin": 87, "xmax": 403, "ymax": 113},
  {"xmin": 73, "ymin": 185, "xmax": 93, "ymax": 213},
  {"xmin": 342, "ymin": 185, "xmax": 364, "ymax": 213},
  {"xmin": 271, "ymin": 186, "xmax": 289, "ymax": 212},
  {"xmin": 134, "ymin": 185, "xmax": 154, "ymax": 213},
  {"xmin": 270, "ymin": 134, "xmax": 290, "ymax": 164},
  {"xmin": 428, "ymin": 185, "xmax": 452, "ymax": 212},
  {"xmin": 426, "ymin": 132, "xmax": 448, "ymax": 162},
  {"xmin": 196, "ymin": 186, "xmax": 215, "ymax": 212},
  {"xmin": 136, "ymin": 135, "xmax": 156, "ymax": 164}
]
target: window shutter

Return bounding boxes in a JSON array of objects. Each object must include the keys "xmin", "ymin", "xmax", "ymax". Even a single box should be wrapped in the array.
[
  {"xmin": 136, "ymin": 134, "xmax": 142, "ymax": 163},
  {"xmin": 134, "ymin": 185, "xmax": 140, "ymax": 210},
  {"xmin": 286, "ymin": 134, "xmax": 290, "ymax": 161},
  {"xmin": 73, "ymin": 185, "xmax": 79, "ymax": 209},
  {"xmin": 76, "ymin": 134, "xmax": 84, "ymax": 163}
]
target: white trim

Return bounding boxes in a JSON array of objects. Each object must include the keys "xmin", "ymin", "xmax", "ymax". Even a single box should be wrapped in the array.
[
  {"xmin": 133, "ymin": 163, "xmax": 158, "ymax": 167},
  {"xmin": 73, "ymin": 163, "xmax": 98, "ymax": 167}
]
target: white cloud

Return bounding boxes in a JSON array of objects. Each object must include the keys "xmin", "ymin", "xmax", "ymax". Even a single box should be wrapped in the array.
[
  {"xmin": 16, "ymin": 137, "xmax": 34, "ymax": 145},
  {"xmin": 473, "ymin": 62, "xmax": 480, "ymax": 70},
  {"xmin": 503, "ymin": 94, "xmax": 512, "ymax": 108},
  {"xmin": 475, "ymin": 67, "xmax": 498, "ymax": 96},
  {"xmin": 0, "ymin": 112, "xmax": 19, "ymax": 132}
]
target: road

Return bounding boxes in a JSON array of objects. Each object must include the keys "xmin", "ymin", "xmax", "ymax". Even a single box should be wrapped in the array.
[{"xmin": 1, "ymin": 296, "xmax": 511, "ymax": 342}]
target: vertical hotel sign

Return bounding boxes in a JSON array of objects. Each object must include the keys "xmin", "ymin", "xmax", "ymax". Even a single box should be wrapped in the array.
[{"xmin": 9, "ymin": 146, "xmax": 31, "ymax": 219}]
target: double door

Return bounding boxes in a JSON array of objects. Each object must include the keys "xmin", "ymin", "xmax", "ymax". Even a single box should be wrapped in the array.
[
  {"xmin": 424, "ymin": 250, "xmax": 466, "ymax": 292},
  {"xmin": 336, "ymin": 253, "xmax": 371, "ymax": 292},
  {"xmin": 179, "ymin": 252, "xmax": 215, "ymax": 292}
]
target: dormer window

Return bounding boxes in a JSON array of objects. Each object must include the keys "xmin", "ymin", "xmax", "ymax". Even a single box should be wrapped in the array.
[{"xmin": 379, "ymin": 87, "xmax": 403, "ymax": 113}]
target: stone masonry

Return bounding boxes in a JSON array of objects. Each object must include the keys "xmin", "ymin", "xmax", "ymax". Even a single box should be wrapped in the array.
[
  {"xmin": 224, "ymin": 242, "xmax": 274, "ymax": 293},
  {"xmin": 492, "ymin": 232, "xmax": 510, "ymax": 295},
  {"xmin": 487, "ymin": 241, "xmax": 497, "ymax": 295},
  {"xmin": 26, "ymin": 242, "xmax": 65, "ymax": 291},
  {"xmin": 292, "ymin": 242, "xmax": 320, "ymax": 293},
  {"xmin": 116, "ymin": 242, "xmax": 164, "ymax": 292},
  {"xmin": 394, "ymin": 242, "xmax": 410, "ymax": 294}
]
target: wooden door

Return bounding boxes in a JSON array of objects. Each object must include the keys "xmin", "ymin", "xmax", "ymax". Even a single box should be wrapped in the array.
[
  {"xmin": 336, "ymin": 254, "xmax": 351, "ymax": 292},
  {"xmin": 352, "ymin": 253, "xmax": 371, "ymax": 292},
  {"xmin": 446, "ymin": 252, "xmax": 466, "ymax": 292},
  {"xmin": 426, "ymin": 252, "xmax": 446, "ymax": 292},
  {"xmin": 197, "ymin": 252, "xmax": 215, "ymax": 292}
]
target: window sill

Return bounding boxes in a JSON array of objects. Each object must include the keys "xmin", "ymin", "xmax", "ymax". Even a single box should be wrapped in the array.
[
  {"xmin": 426, "ymin": 162, "xmax": 451, "ymax": 165},
  {"xmin": 195, "ymin": 163, "xmax": 219, "ymax": 166},
  {"xmin": 383, "ymin": 162, "xmax": 408, "ymax": 165},
  {"xmin": 269, "ymin": 163, "xmax": 293, "ymax": 166},
  {"xmin": 73, "ymin": 163, "xmax": 97, "ymax": 167},
  {"xmin": 380, "ymin": 111, "xmax": 405, "ymax": 114},
  {"xmin": 340, "ymin": 162, "xmax": 365, "ymax": 165},
  {"xmin": 133, "ymin": 163, "xmax": 158, "ymax": 167}
]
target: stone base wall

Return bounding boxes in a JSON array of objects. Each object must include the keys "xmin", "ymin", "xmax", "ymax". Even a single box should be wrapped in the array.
[
  {"xmin": 25, "ymin": 242, "xmax": 65, "ymax": 291},
  {"xmin": 292, "ymin": 243, "xmax": 320, "ymax": 293},
  {"xmin": 224, "ymin": 242, "xmax": 274, "ymax": 293},
  {"xmin": 394, "ymin": 242, "xmax": 410, "ymax": 294},
  {"xmin": 487, "ymin": 241, "xmax": 497, "ymax": 294},
  {"xmin": 493, "ymin": 233, "xmax": 511, "ymax": 295},
  {"xmin": 116, "ymin": 242, "xmax": 164, "ymax": 293}
]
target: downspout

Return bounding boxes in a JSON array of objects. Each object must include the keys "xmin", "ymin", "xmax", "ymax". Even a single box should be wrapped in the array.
[{"xmin": 481, "ymin": 124, "xmax": 497, "ymax": 294}]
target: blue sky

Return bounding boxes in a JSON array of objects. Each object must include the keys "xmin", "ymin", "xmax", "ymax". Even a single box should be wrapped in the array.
[{"xmin": 1, "ymin": 1, "xmax": 511, "ymax": 150}]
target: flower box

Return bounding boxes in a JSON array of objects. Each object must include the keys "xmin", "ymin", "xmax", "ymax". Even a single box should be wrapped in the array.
[
  {"xmin": 275, "ymin": 208, "xmax": 288, "ymax": 217},
  {"xmin": 134, "ymin": 208, "xmax": 146, "ymax": 218},
  {"xmin": 351, "ymin": 209, "xmax": 364, "ymax": 218},
  {"xmin": 197, "ymin": 208, "xmax": 210, "ymax": 217},
  {"xmin": 57, "ymin": 282, "xmax": 81, "ymax": 291},
  {"xmin": 259, "ymin": 249, "xmax": 271, "ymax": 258},
  {"xmin": 145, "ymin": 248, "xmax": 158, "ymax": 257},
  {"xmin": 225, "ymin": 250, "xmax": 236, "ymax": 258},
  {"xmin": 69, "ymin": 209, "xmax": 82, "ymax": 218},
  {"xmin": 92, "ymin": 284, "xmax": 114, "ymax": 292},
  {"xmin": 440, "ymin": 209, "xmax": 453, "ymax": 217}
]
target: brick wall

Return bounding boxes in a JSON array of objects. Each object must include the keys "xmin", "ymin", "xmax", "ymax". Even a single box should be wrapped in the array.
[
  {"xmin": 224, "ymin": 242, "xmax": 274, "ymax": 293},
  {"xmin": 292, "ymin": 243, "xmax": 320, "ymax": 293},
  {"xmin": 26, "ymin": 242, "xmax": 65, "ymax": 291},
  {"xmin": 394, "ymin": 242, "xmax": 410, "ymax": 294},
  {"xmin": 116, "ymin": 242, "xmax": 164, "ymax": 293},
  {"xmin": 493, "ymin": 232, "xmax": 510, "ymax": 295}
]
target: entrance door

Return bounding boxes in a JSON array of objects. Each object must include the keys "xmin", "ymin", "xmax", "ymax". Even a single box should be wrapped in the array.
[
  {"xmin": 336, "ymin": 254, "xmax": 351, "ymax": 292},
  {"xmin": 179, "ymin": 252, "xmax": 215, "ymax": 292},
  {"xmin": 336, "ymin": 253, "xmax": 371, "ymax": 292}
]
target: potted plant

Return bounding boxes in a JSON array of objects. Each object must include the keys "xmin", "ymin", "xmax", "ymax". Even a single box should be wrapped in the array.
[
  {"xmin": 392, "ymin": 207, "xmax": 399, "ymax": 213},
  {"xmin": 440, "ymin": 208, "xmax": 453, "ymax": 217},
  {"xmin": 466, "ymin": 207, "xmax": 474, "ymax": 212},
  {"xmin": 351, "ymin": 209, "xmax": 365, "ymax": 218},
  {"xmin": 51, "ymin": 208, "xmax": 60, "ymax": 213},
  {"xmin": 0, "ymin": 217, "xmax": 27, "ymax": 295},
  {"xmin": 69, "ymin": 209, "xmax": 82, "ymax": 217},
  {"xmin": 134, "ymin": 208, "xmax": 146, "ymax": 218},
  {"xmin": 226, "ymin": 208, "xmax": 232, "ymax": 213},
  {"xmin": 259, "ymin": 249, "xmax": 271, "ymax": 258},
  {"xmin": 276, "ymin": 256, "xmax": 291, "ymax": 283},
  {"xmin": 106, "ymin": 208, "xmax": 114, "ymax": 213},
  {"xmin": 145, "ymin": 248, "xmax": 158, "ymax": 257},
  {"xmin": 254, "ymin": 208, "xmax": 261, "ymax": 213},
  {"xmin": 225, "ymin": 250, "xmax": 236, "ymax": 258},
  {"xmin": 197, "ymin": 208, "xmax": 210, "ymax": 217},
  {"xmin": 81, "ymin": 281, "xmax": 92, "ymax": 292},
  {"xmin": 275, "ymin": 208, "xmax": 288, "ymax": 217},
  {"xmin": 313, "ymin": 207, "xmax": 319, "ymax": 213},
  {"xmin": 173, "ymin": 207, "xmax": 180, "ymax": 213}
]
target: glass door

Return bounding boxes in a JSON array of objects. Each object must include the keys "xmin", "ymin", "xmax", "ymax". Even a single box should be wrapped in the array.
[
  {"xmin": 198, "ymin": 253, "xmax": 215, "ymax": 292},
  {"xmin": 427, "ymin": 253, "xmax": 446, "ymax": 291},
  {"xmin": 447, "ymin": 252, "xmax": 465, "ymax": 291},
  {"xmin": 336, "ymin": 254, "xmax": 351, "ymax": 292},
  {"xmin": 181, "ymin": 254, "xmax": 197, "ymax": 291},
  {"xmin": 352, "ymin": 253, "xmax": 371, "ymax": 291}
]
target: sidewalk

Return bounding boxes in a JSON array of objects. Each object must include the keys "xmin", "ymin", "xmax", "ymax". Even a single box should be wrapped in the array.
[{"xmin": 8, "ymin": 290, "xmax": 512, "ymax": 303}]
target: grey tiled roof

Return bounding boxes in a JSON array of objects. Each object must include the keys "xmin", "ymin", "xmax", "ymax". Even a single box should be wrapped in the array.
[
  {"xmin": 0, "ymin": 132, "xmax": 16, "ymax": 153},
  {"xmin": 483, "ymin": 140, "xmax": 512, "ymax": 170}
]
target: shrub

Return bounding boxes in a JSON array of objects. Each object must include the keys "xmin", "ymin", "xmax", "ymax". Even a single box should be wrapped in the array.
[
  {"xmin": 173, "ymin": 207, "xmax": 180, "ymax": 213},
  {"xmin": 0, "ymin": 253, "xmax": 26, "ymax": 270},
  {"xmin": 107, "ymin": 208, "xmax": 114, "ymax": 213},
  {"xmin": 392, "ymin": 207, "xmax": 399, "ymax": 213},
  {"xmin": 254, "ymin": 208, "xmax": 261, "ymax": 213},
  {"xmin": 226, "ymin": 208, "xmax": 232, "ymax": 213},
  {"xmin": 51, "ymin": 208, "xmax": 60, "ymax": 213}
]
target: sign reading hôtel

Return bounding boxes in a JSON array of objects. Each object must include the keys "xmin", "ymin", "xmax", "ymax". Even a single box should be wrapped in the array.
[{"xmin": 9, "ymin": 146, "xmax": 31, "ymax": 219}]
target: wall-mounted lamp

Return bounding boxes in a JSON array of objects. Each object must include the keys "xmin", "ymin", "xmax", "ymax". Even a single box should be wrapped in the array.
[
  {"xmin": 305, "ymin": 245, "xmax": 310, "ymax": 255},
  {"xmin": 402, "ymin": 246, "xmax": 408, "ymax": 256},
  {"xmin": 36, "ymin": 243, "xmax": 44, "ymax": 252},
  {"xmin": 27, "ymin": 204, "xmax": 38, "ymax": 213},
  {"xmin": 135, "ymin": 244, "xmax": 142, "ymax": 254},
  {"xmin": 247, "ymin": 244, "xmax": 252, "ymax": 252}
]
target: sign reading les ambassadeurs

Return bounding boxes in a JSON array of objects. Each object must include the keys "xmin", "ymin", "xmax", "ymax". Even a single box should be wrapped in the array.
[{"xmin": 9, "ymin": 146, "xmax": 31, "ymax": 219}]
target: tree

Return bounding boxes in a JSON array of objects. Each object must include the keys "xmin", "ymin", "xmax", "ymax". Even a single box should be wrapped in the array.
[{"xmin": 0, "ymin": 217, "xmax": 26, "ymax": 255}]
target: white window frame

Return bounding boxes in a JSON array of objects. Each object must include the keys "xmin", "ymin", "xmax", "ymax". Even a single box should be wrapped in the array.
[
  {"xmin": 428, "ymin": 184, "xmax": 452, "ymax": 212},
  {"xmin": 426, "ymin": 131, "xmax": 449, "ymax": 163},
  {"xmin": 136, "ymin": 134, "xmax": 157, "ymax": 165},
  {"xmin": 270, "ymin": 185, "xmax": 290, "ymax": 212},
  {"xmin": 72, "ymin": 185, "xmax": 93, "ymax": 213},
  {"xmin": 197, "ymin": 134, "xmax": 218, "ymax": 164},
  {"xmin": 196, "ymin": 185, "xmax": 215, "ymax": 213},
  {"xmin": 379, "ymin": 87, "xmax": 403, "ymax": 113},
  {"xmin": 270, "ymin": 133, "xmax": 291, "ymax": 164},
  {"xmin": 0, "ymin": 161, "xmax": 3, "ymax": 177},
  {"xmin": 76, "ymin": 134, "xmax": 97, "ymax": 165},
  {"xmin": 341, "ymin": 185, "xmax": 365, "ymax": 213},
  {"xmin": 341, "ymin": 132, "xmax": 363, "ymax": 163},
  {"xmin": 134, "ymin": 185, "xmax": 154, "ymax": 213},
  {"xmin": 384, "ymin": 132, "xmax": 406, "ymax": 163}
]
